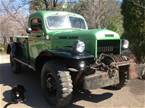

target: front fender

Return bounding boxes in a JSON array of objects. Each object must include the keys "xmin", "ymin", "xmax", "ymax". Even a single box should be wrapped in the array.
[
  {"xmin": 49, "ymin": 49, "xmax": 94, "ymax": 60},
  {"xmin": 35, "ymin": 49, "xmax": 94, "ymax": 72}
]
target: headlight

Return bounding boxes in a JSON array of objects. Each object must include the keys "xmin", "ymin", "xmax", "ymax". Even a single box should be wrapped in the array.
[
  {"xmin": 122, "ymin": 39, "xmax": 129, "ymax": 49},
  {"xmin": 74, "ymin": 40, "xmax": 85, "ymax": 53}
]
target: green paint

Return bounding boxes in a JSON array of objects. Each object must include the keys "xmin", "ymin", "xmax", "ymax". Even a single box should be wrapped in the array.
[{"xmin": 16, "ymin": 11, "xmax": 122, "ymax": 61}]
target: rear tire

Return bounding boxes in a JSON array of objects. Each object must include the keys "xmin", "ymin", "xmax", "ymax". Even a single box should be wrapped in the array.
[
  {"xmin": 41, "ymin": 61, "xmax": 73, "ymax": 108},
  {"xmin": 141, "ymin": 67, "xmax": 145, "ymax": 80}
]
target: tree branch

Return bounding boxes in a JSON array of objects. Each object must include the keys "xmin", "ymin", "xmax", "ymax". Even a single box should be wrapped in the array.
[{"xmin": 129, "ymin": 1, "xmax": 145, "ymax": 9}]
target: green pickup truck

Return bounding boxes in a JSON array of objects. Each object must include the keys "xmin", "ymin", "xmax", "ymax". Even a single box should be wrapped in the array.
[{"xmin": 8, "ymin": 11, "xmax": 134, "ymax": 108}]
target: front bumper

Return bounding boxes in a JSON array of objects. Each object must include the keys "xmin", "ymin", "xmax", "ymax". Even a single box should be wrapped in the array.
[
  {"xmin": 84, "ymin": 55, "xmax": 131, "ymax": 90},
  {"xmin": 84, "ymin": 70, "xmax": 120, "ymax": 90}
]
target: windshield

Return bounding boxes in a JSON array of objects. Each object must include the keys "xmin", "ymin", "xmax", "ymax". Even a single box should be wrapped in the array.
[{"xmin": 47, "ymin": 16, "xmax": 87, "ymax": 29}]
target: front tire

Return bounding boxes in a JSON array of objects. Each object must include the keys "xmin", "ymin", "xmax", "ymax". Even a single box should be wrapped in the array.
[
  {"xmin": 111, "ymin": 71, "xmax": 128, "ymax": 90},
  {"xmin": 105, "ymin": 67, "xmax": 128, "ymax": 90},
  {"xmin": 41, "ymin": 61, "xmax": 73, "ymax": 108},
  {"xmin": 141, "ymin": 72, "xmax": 145, "ymax": 79},
  {"xmin": 138, "ymin": 64, "xmax": 145, "ymax": 80}
]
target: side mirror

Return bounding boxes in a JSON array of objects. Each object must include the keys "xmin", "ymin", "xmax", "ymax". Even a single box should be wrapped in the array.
[{"xmin": 26, "ymin": 27, "xmax": 32, "ymax": 34}]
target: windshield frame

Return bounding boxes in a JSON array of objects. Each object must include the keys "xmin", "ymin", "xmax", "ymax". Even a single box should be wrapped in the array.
[{"xmin": 46, "ymin": 15, "xmax": 88, "ymax": 30}]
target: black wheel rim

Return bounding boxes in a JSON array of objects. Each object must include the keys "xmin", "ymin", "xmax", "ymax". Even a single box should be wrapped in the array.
[{"xmin": 45, "ymin": 73, "xmax": 57, "ymax": 98}]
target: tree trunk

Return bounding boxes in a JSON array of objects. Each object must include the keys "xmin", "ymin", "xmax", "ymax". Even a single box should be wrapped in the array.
[{"xmin": 44, "ymin": 0, "xmax": 49, "ymax": 10}]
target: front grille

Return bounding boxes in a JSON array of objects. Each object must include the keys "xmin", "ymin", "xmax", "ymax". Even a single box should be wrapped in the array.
[{"xmin": 97, "ymin": 40, "xmax": 120, "ymax": 55}]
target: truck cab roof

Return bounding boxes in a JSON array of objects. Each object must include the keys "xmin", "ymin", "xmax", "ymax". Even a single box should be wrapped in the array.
[
  {"xmin": 30, "ymin": 11, "xmax": 85, "ymax": 19},
  {"xmin": 29, "ymin": 11, "xmax": 88, "ymax": 30}
]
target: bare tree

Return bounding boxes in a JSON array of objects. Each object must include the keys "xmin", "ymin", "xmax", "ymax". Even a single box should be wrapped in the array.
[
  {"xmin": 30, "ymin": 0, "xmax": 59, "ymax": 11},
  {"xmin": 72, "ymin": 0, "xmax": 122, "ymax": 30},
  {"xmin": 72, "ymin": 0, "xmax": 107, "ymax": 28},
  {"xmin": 0, "ymin": 0, "xmax": 29, "ymax": 44},
  {"xmin": 1, "ymin": 0, "xmax": 28, "ymax": 30},
  {"xmin": 128, "ymin": 0, "xmax": 145, "ymax": 9}
]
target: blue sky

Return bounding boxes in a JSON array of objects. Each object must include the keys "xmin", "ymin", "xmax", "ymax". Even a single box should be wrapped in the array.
[
  {"xmin": 117, "ymin": 0, "xmax": 122, "ymax": 1},
  {"xmin": 0, "ymin": 0, "xmax": 29, "ymax": 16},
  {"xmin": 10, "ymin": 0, "xmax": 29, "ymax": 16}
]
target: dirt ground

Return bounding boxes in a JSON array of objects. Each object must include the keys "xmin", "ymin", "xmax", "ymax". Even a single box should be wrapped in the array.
[{"xmin": 0, "ymin": 54, "xmax": 145, "ymax": 108}]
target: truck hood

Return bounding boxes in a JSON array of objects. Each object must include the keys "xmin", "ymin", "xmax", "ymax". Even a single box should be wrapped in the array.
[
  {"xmin": 47, "ymin": 29, "xmax": 120, "ymax": 57},
  {"xmin": 47, "ymin": 29, "xmax": 120, "ymax": 40}
]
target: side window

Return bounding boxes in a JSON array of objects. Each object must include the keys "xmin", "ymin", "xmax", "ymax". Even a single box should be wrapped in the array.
[{"xmin": 30, "ymin": 18, "xmax": 42, "ymax": 32}]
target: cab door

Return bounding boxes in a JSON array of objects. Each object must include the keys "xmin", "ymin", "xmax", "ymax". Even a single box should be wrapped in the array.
[
  {"xmin": 28, "ymin": 17, "xmax": 49, "ymax": 65},
  {"xmin": 19, "ymin": 37, "xmax": 29, "ymax": 62}
]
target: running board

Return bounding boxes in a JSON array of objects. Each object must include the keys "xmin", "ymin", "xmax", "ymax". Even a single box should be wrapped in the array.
[{"xmin": 14, "ymin": 58, "xmax": 35, "ymax": 71}]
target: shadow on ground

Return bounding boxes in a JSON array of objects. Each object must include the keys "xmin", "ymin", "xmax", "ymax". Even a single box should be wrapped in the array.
[
  {"xmin": 73, "ymin": 91, "xmax": 113, "ymax": 103},
  {"xmin": 0, "ymin": 63, "xmax": 113, "ymax": 108}
]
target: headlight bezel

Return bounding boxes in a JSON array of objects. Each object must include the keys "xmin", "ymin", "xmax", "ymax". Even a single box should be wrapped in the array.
[{"xmin": 73, "ymin": 40, "xmax": 85, "ymax": 53}]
